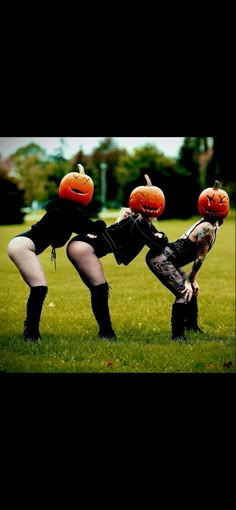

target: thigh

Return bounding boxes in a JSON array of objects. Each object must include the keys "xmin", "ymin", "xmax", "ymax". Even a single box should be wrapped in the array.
[
  {"xmin": 68, "ymin": 234, "xmax": 111, "ymax": 259},
  {"xmin": 67, "ymin": 240, "xmax": 106, "ymax": 287},
  {"xmin": 7, "ymin": 237, "xmax": 47, "ymax": 287},
  {"xmin": 67, "ymin": 239, "xmax": 95, "ymax": 261},
  {"xmin": 146, "ymin": 246, "xmax": 186, "ymax": 301}
]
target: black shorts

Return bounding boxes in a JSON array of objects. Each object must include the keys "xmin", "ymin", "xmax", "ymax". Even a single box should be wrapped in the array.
[
  {"xmin": 16, "ymin": 229, "xmax": 50, "ymax": 255},
  {"xmin": 67, "ymin": 233, "xmax": 113, "ymax": 259}
]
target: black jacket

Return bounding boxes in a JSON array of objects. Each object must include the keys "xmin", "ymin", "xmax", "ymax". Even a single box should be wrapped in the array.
[
  {"xmin": 102, "ymin": 213, "xmax": 168, "ymax": 265},
  {"xmin": 16, "ymin": 198, "xmax": 106, "ymax": 254}
]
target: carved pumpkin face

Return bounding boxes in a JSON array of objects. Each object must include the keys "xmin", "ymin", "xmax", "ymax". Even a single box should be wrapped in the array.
[
  {"xmin": 129, "ymin": 174, "xmax": 165, "ymax": 218},
  {"xmin": 198, "ymin": 180, "xmax": 230, "ymax": 219},
  {"xmin": 59, "ymin": 164, "xmax": 94, "ymax": 205}
]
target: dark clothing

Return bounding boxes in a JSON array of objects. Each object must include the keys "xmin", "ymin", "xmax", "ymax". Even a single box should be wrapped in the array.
[
  {"xmin": 70, "ymin": 213, "xmax": 169, "ymax": 265},
  {"xmin": 146, "ymin": 218, "xmax": 219, "ymax": 302},
  {"xmin": 166, "ymin": 218, "xmax": 218, "ymax": 268},
  {"xmin": 104, "ymin": 214, "xmax": 168, "ymax": 265},
  {"xmin": 167, "ymin": 238, "xmax": 198, "ymax": 268},
  {"xmin": 16, "ymin": 198, "xmax": 106, "ymax": 255}
]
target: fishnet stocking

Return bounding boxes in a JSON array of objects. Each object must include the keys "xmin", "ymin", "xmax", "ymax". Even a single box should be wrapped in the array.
[{"xmin": 8, "ymin": 237, "xmax": 47, "ymax": 287}]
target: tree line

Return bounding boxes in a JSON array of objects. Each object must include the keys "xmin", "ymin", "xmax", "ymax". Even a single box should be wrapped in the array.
[{"xmin": 0, "ymin": 137, "xmax": 235, "ymax": 224}]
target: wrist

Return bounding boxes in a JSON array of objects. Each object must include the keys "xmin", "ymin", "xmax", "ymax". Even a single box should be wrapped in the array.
[{"xmin": 187, "ymin": 274, "xmax": 194, "ymax": 283}]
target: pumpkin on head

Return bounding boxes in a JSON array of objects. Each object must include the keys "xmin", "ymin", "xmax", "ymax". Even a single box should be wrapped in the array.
[
  {"xmin": 198, "ymin": 180, "xmax": 230, "ymax": 219},
  {"xmin": 59, "ymin": 164, "xmax": 94, "ymax": 206},
  {"xmin": 129, "ymin": 174, "xmax": 165, "ymax": 218}
]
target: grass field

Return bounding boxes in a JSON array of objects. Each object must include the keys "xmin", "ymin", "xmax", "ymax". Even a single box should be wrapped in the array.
[{"xmin": 0, "ymin": 211, "xmax": 235, "ymax": 373}]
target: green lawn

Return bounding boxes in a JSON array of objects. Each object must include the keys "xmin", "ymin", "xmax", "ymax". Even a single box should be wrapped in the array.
[{"xmin": 0, "ymin": 211, "xmax": 235, "ymax": 373}]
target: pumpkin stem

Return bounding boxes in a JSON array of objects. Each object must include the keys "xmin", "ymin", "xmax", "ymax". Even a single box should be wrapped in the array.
[
  {"xmin": 77, "ymin": 164, "xmax": 85, "ymax": 174},
  {"xmin": 213, "ymin": 180, "xmax": 220, "ymax": 190},
  {"xmin": 144, "ymin": 174, "xmax": 152, "ymax": 186}
]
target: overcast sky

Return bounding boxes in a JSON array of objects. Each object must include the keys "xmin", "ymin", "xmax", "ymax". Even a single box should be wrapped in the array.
[{"xmin": 0, "ymin": 137, "xmax": 185, "ymax": 160}]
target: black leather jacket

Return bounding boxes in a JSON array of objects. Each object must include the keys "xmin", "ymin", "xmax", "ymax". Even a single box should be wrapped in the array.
[
  {"xmin": 102, "ymin": 213, "xmax": 168, "ymax": 265},
  {"xmin": 16, "ymin": 198, "xmax": 106, "ymax": 254}
]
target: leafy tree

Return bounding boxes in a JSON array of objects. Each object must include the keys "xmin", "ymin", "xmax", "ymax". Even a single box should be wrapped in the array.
[
  {"xmin": 206, "ymin": 136, "xmax": 236, "ymax": 206},
  {"xmin": 174, "ymin": 137, "xmax": 202, "ymax": 217},
  {"xmin": 48, "ymin": 138, "xmax": 68, "ymax": 163},
  {"xmin": 72, "ymin": 138, "xmax": 128, "ymax": 211},
  {"xmin": 89, "ymin": 137, "xmax": 127, "ymax": 206},
  {"xmin": 11, "ymin": 143, "xmax": 71, "ymax": 205},
  {"xmin": 0, "ymin": 163, "xmax": 25, "ymax": 224},
  {"xmin": 12, "ymin": 143, "xmax": 47, "ymax": 160},
  {"xmin": 177, "ymin": 136, "xmax": 235, "ymax": 210},
  {"xmin": 115, "ymin": 144, "xmax": 191, "ymax": 218}
]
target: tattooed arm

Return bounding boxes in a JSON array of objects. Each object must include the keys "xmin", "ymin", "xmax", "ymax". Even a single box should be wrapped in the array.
[{"xmin": 185, "ymin": 223, "xmax": 214, "ymax": 301}]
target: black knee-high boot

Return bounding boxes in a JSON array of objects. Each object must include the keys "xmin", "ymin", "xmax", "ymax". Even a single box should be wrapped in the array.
[
  {"xmin": 24, "ymin": 286, "xmax": 48, "ymax": 342},
  {"xmin": 171, "ymin": 303, "xmax": 187, "ymax": 341},
  {"xmin": 90, "ymin": 283, "xmax": 116, "ymax": 340},
  {"xmin": 185, "ymin": 296, "xmax": 203, "ymax": 332}
]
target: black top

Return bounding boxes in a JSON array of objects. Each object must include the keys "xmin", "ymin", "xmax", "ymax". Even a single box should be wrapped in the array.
[
  {"xmin": 16, "ymin": 198, "xmax": 106, "ymax": 255},
  {"xmin": 167, "ymin": 218, "xmax": 219, "ymax": 267},
  {"xmin": 102, "ymin": 213, "xmax": 168, "ymax": 265}
]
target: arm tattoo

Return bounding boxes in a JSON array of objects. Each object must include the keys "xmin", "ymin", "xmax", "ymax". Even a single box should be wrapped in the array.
[
  {"xmin": 197, "ymin": 225, "xmax": 213, "ymax": 257},
  {"xmin": 188, "ymin": 257, "xmax": 204, "ymax": 282},
  {"xmin": 188, "ymin": 225, "xmax": 213, "ymax": 282}
]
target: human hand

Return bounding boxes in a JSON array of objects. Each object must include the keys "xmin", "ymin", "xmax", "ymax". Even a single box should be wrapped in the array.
[
  {"xmin": 182, "ymin": 280, "xmax": 193, "ymax": 302},
  {"xmin": 154, "ymin": 231, "xmax": 168, "ymax": 241},
  {"xmin": 116, "ymin": 207, "xmax": 132, "ymax": 222},
  {"xmin": 192, "ymin": 281, "xmax": 199, "ymax": 296}
]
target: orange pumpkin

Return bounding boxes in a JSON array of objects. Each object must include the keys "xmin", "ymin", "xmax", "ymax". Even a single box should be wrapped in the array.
[
  {"xmin": 198, "ymin": 180, "xmax": 230, "ymax": 219},
  {"xmin": 129, "ymin": 174, "xmax": 165, "ymax": 218},
  {"xmin": 59, "ymin": 164, "xmax": 94, "ymax": 205}
]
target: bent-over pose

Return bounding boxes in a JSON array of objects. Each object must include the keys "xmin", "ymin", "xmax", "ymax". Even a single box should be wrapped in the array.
[
  {"xmin": 67, "ymin": 207, "xmax": 168, "ymax": 340},
  {"xmin": 7, "ymin": 165, "xmax": 106, "ymax": 342},
  {"xmin": 146, "ymin": 180, "xmax": 230, "ymax": 340},
  {"xmin": 67, "ymin": 174, "xmax": 168, "ymax": 340}
]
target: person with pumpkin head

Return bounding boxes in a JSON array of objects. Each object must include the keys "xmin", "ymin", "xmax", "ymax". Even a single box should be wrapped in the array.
[
  {"xmin": 7, "ymin": 164, "xmax": 107, "ymax": 342},
  {"xmin": 145, "ymin": 180, "xmax": 230, "ymax": 341},
  {"xmin": 66, "ymin": 174, "xmax": 169, "ymax": 340}
]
